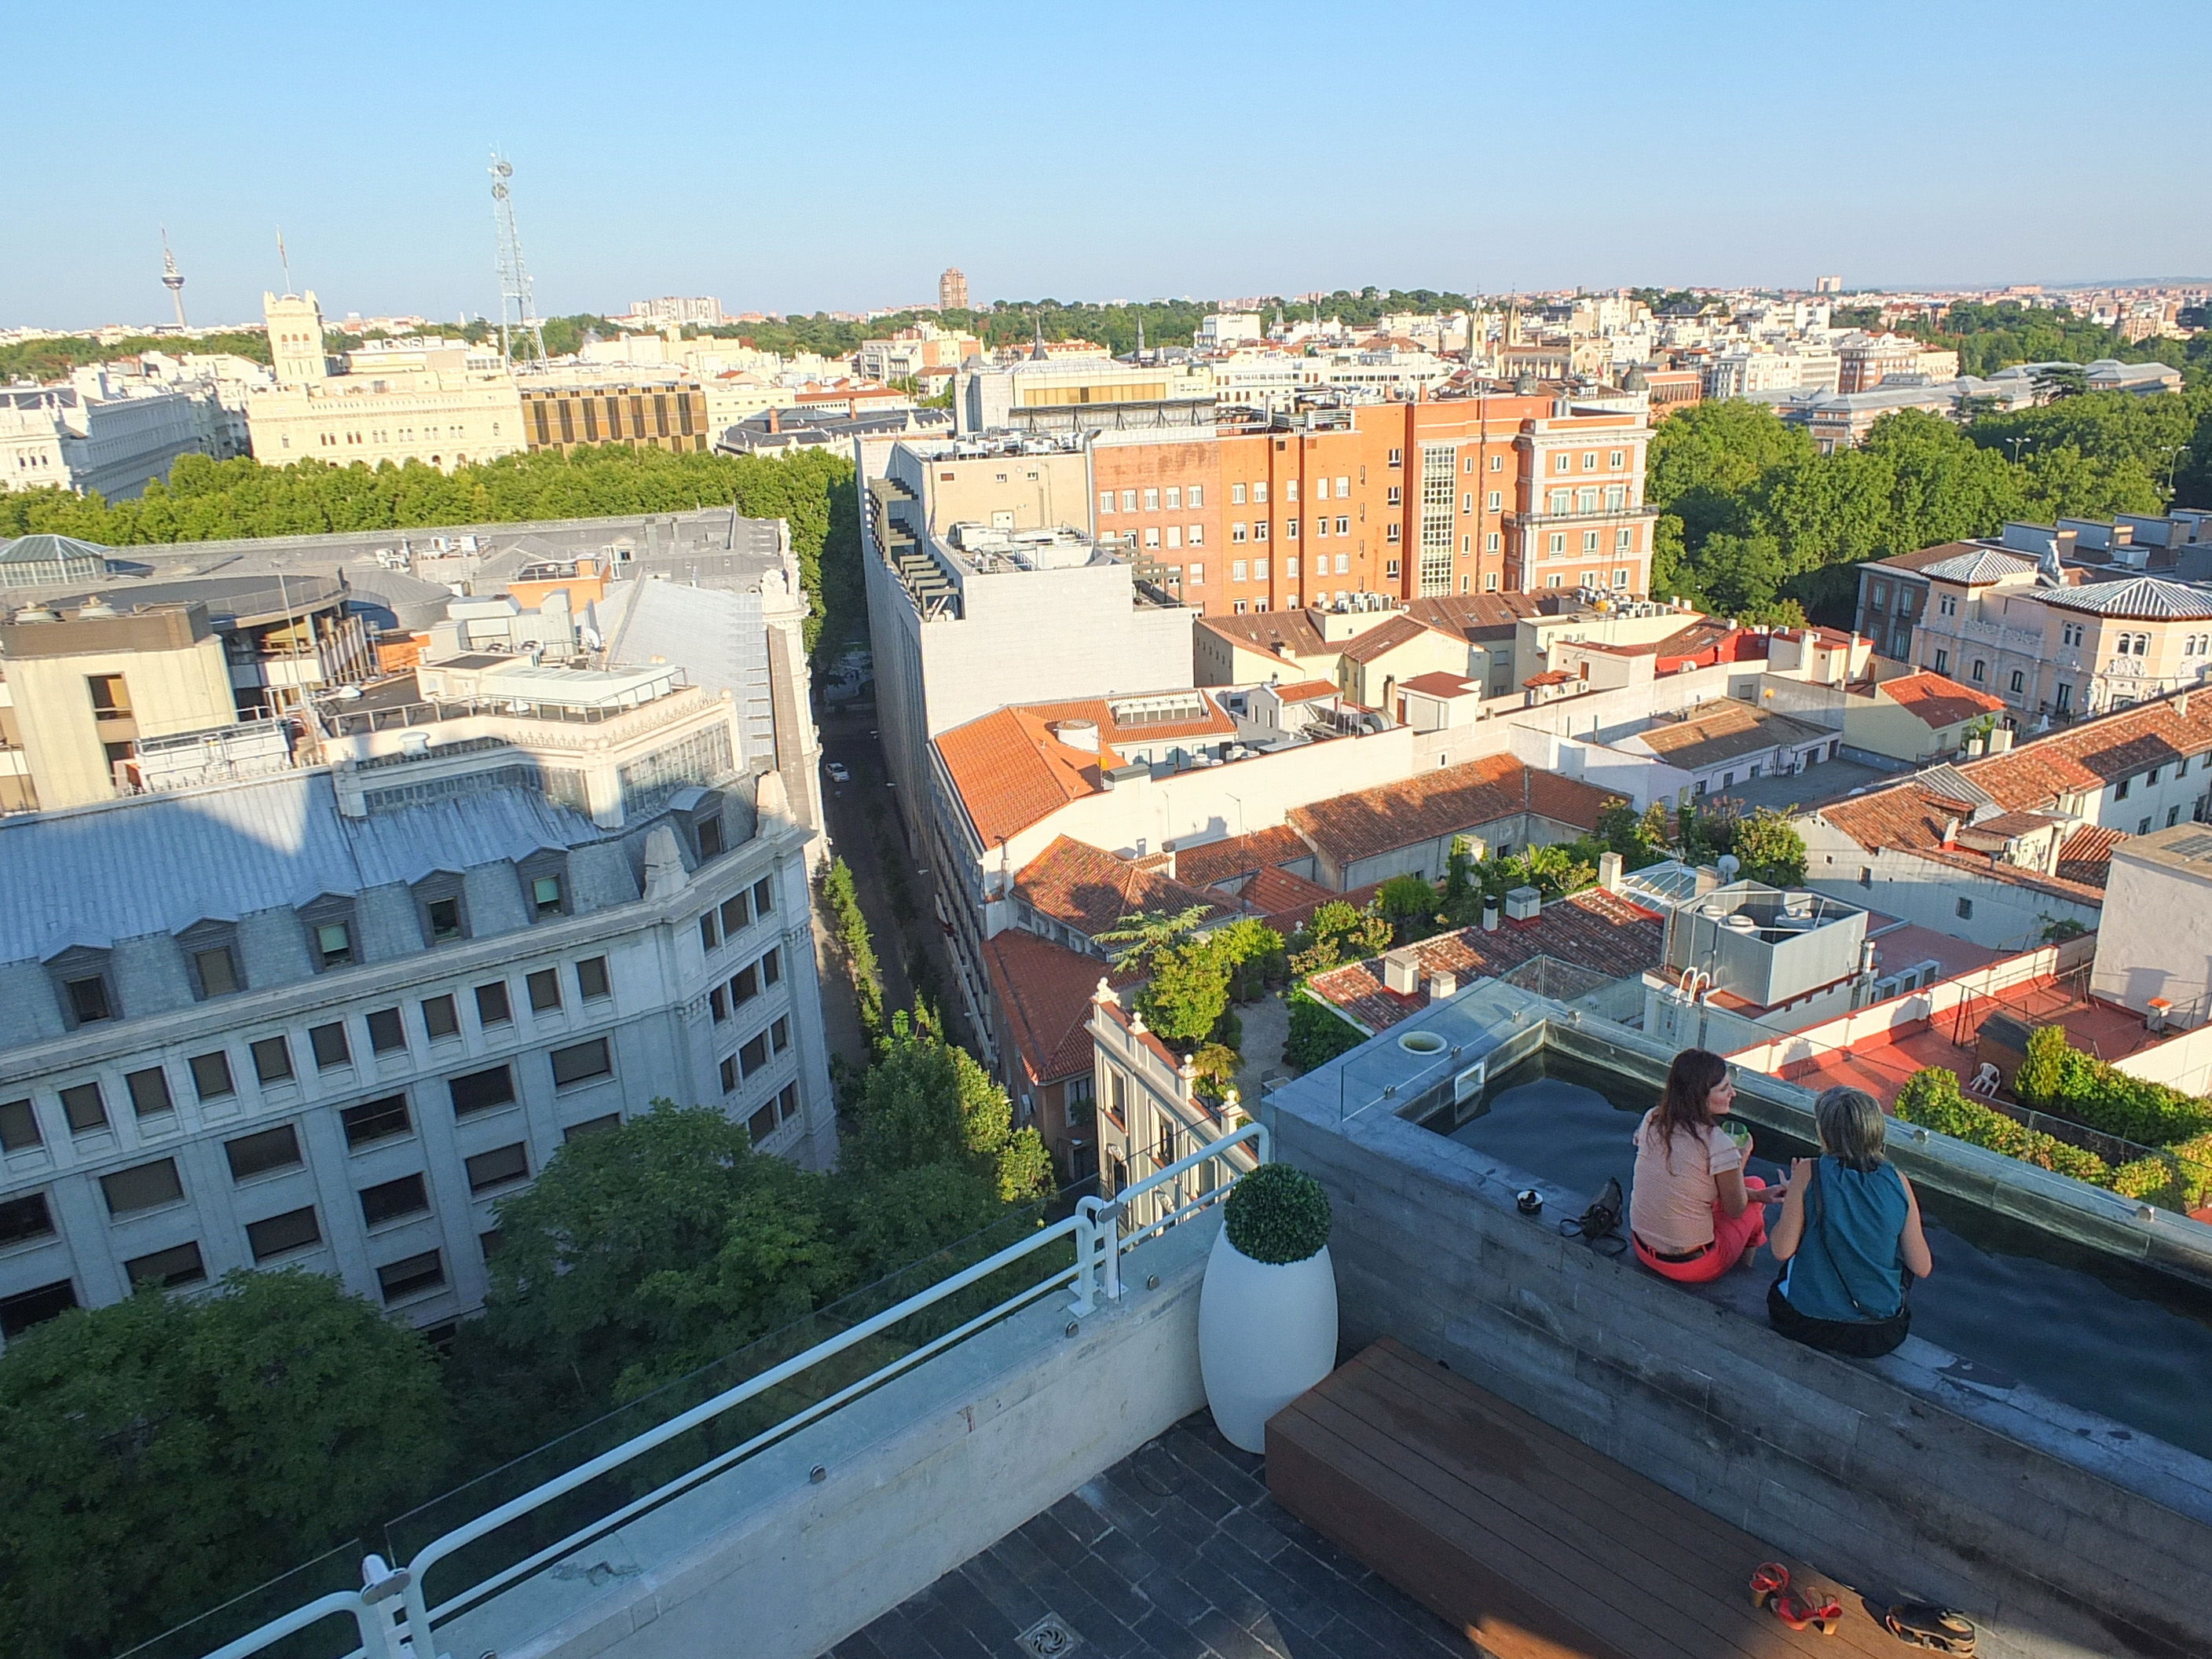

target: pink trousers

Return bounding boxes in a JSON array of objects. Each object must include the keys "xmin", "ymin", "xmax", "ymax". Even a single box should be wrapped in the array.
[{"xmin": 1633, "ymin": 1176, "xmax": 1769, "ymax": 1284}]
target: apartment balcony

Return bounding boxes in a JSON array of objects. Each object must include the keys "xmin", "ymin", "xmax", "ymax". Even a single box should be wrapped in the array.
[
  {"xmin": 181, "ymin": 983, "xmax": 2212, "ymax": 1659},
  {"xmin": 1503, "ymin": 504, "xmax": 1654, "ymax": 527}
]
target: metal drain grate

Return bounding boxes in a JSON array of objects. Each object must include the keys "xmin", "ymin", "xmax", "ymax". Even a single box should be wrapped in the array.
[{"xmin": 1016, "ymin": 1612, "xmax": 1079, "ymax": 1657}]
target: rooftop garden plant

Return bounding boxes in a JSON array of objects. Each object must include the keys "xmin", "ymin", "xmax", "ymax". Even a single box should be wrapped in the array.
[{"xmin": 1223, "ymin": 1163, "xmax": 1333, "ymax": 1265}]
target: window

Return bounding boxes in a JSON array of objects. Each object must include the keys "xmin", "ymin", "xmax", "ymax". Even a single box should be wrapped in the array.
[
  {"xmin": 364, "ymin": 1009, "xmax": 406, "ymax": 1056},
  {"xmin": 1188, "ymin": 525, "xmax": 1203, "ymax": 548},
  {"xmin": 1548, "ymin": 533, "xmax": 1566, "ymax": 555},
  {"xmin": 1231, "ymin": 482, "xmax": 1246, "ymax": 505},
  {"xmin": 0, "ymin": 1192, "xmax": 53, "ymax": 1249},
  {"xmin": 466, "ymin": 1143, "xmax": 529, "ymax": 1194},
  {"xmin": 753, "ymin": 877, "xmax": 775, "ymax": 917},
  {"xmin": 102, "ymin": 1158, "xmax": 183, "ymax": 1216},
  {"xmin": 192, "ymin": 944, "xmax": 241, "ymax": 999},
  {"xmin": 695, "ymin": 812, "xmax": 724, "ymax": 859},
  {"xmin": 530, "ymin": 874, "xmax": 565, "ymax": 917},
  {"xmin": 421, "ymin": 994, "xmax": 461, "ymax": 1042},
  {"xmin": 1143, "ymin": 488, "xmax": 1159, "ymax": 511},
  {"xmin": 60, "ymin": 1082, "xmax": 108, "ymax": 1135},
  {"xmin": 1121, "ymin": 489, "xmax": 1137, "ymax": 511},
  {"xmin": 1610, "ymin": 450, "xmax": 1625, "ymax": 470},
  {"xmin": 699, "ymin": 910, "xmax": 720, "ymax": 951},
  {"xmin": 1231, "ymin": 523, "xmax": 1247, "ymax": 544},
  {"xmin": 710, "ymin": 984, "xmax": 729, "ymax": 1023},
  {"xmin": 247, "ymin": 1207, "xmax": 321, "ymax": 1262},
  {"xmin": 739, "ymin": 1032, "xmax": 770, "ymax": 1078},
  {"xmin": 771, "ymin": 1015, "xmax": 791, "ymax": 1053},
  {"xmin": 342, "ymin": 1095, "xmax": 412, "ymax": 1149},
  {"xmin": 748, "ymin": 1100, "xmax": 782, "ymax": 1143},
  {"xmin": 309, "ymin": 1021, "xmax": 350, "ymax": 1070},
  {"xmin": 126, "ymin": 1067, "xmax": 174, "ymax": 1119},
  {"xmin": 225, "ymin": 1125, "xmax": 302, "ymax": 1181},
  {"xmin": 762, "ymin": 947, "xmax": 782, "ymax": 987},
  {"xmin": 0, "ymin": 1098, "xmax": 41, "ymax": 1154},
  {"xmin": 2115, "ymin": 777, "xmax": 2132, "ymax": 800},
  {"xmin": 421, "ymin": 892, "xmax": 466, "ymax": 945},
  {"xmin": 1970, "ymin": 661, "xmax": 1987, "ymax": 683},
  {"xmin": 479, "ymin": 1228, "xmax": 504, "ymax": 1261},
  {"xmin": 62, "ymin": 973, "xmax": 112, "ymax": 1027},
  {"xmin": 87, "ymin": 672, "xmax": 131, "ymax": 716},
  {"xmin": 1188, "ymin": 485, "xmax": 1203, "ymax": 508},
  {"xmin": 126, "ymin": 1242, "xmax": 207, "ymax": 1291},
  {"xmin": 474, "ymin": 981, "xmax": 511, "ymax": 1027},
  {"xmin": 1386, "ymin": 558, "xmax": 1401, "ymax": 578},
  {"xmin": 1253, "ymin": 482, "xmax": 1268, "ymax": 504},
  {"xmin": 1939, "ymin": 595, "xmax": 1957, "ymax": 617},
  {"xmin": 719, "ymin": 1053, "xmax": 738, "ymax": 1093},
  {"xmin": 777, "ymin": 1082, "xmax": 800, "ymax": 1124},
  {"xmin": 1388, "ymin": 449, "xmax": 1403, "ymax": 468},
  {"xmin": 1097, "ymin": 490, "xmax": 1114, "ymax": 515},
  {"xmin": 1232, "ymin": 558, "xmax": 1249, "ymax": 583},
  {"xmin": 1933, "ymin": 649, "xmax": 1950, "ymax": 674},
  {"xmin": 1143, "ymin": 527, "xmax": 1160, "ymax": 550},
  {"xmin": 526, "ymin": 969, "xmax": 562, "ymax": 1012},
  {"xmin": 313, "ymin": 921, "xmax": 353, "ymax": 969},
  {"xmin": 377, "ymin": 1251, "xmax": 445, "ymax": 1302},
  {"xmin": 720, "ymin": 891, "xmax": 751, "ymax": 935},
  {"xmin": 551, "ymin": 1038, "xmax": 612, "ymax": 1088},
  {"xmin": 1554, "ymin": 454, "xmax": 1569, "ymax": 474},
  {"xmin": 1254, "ymin": 520, "xmax": 1269, "ymax": 543},
  {"xmin": 359, "ymin": 1174, "xmax": 429, "ymax": 1229},
  {"xmin": 1955, "ymin": 897, "xmax": 1974, "ymax": 921},
  {"xmin": 576, "ymin": 956, "xmax": 611, "ymax": 1000},
  {"xmin": 0, "ymin": 1281, "xmax": 78, "ymax": 1339},
  {"xmin": 2009, "ymin": 669, "xmax": 2026, "ymax": 694},
  {"xmin": 449, "ymin": 1065, "xmax": 515, "ymax": 1116},
  {"xmin": 731, "ymin": 961, "xmax": 760, "ymax": 1005},
  {"xmin": 183, "ymin": 1049, "xmax": 236, "ymax": 1104},
  {"xmin": 251, "ymin": 1036, "xmax": 294, "ymax": 1086},
  {"xmin": 1188, "ymin": 562, "xmax": 1203, "ymax": 584}
]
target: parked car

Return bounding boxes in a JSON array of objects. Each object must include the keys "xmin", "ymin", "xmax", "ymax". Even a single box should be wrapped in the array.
[{"xmin": 824, "ymin": 760, "xmax": 851, "ymax": 784}]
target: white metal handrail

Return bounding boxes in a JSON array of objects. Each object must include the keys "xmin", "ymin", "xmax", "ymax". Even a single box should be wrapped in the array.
[{"xmin": 192, "ymin": 1125, "xmax": 1267, "ymax": 1659}]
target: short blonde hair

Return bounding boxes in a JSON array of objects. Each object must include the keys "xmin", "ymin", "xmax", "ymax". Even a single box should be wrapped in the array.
[{"xmin": 1815, "ymin": 1086, "xmax": 1888, "ymax": 1172}]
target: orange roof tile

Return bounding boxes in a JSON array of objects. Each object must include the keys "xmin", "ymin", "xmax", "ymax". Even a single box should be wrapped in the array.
[
  {"xmin": 1961, "ymin": 691, "xmax": 2212, "ymax": 808},
  {"xmin": 983, "ymin": 928, "xmax": 1107, "ymax": 1085},
  {"xmin": 1240, "ymin": 864, "xmax": 1336, "ymax": 918},
  {"xmin": 1174, "ymin": 826, "xmax": 1313, "ymax": 888},
  {"xmin": 1339, "ymin": 613, "xmax": 1447, "ymax": 665},
  {"xmin": 1397, "ymin": 672, "xmax": 1478, "ymax": 698},
  {"xmin": 1013, "ymin": 836, "xmax": 1236, "ymax": 940},
  {"xmin": 1272, "ymin": 679, "xmax": 1340, "ymax": 702},
  {"xmin": 1287, "ymin": 753, "xmax": 1617, "ymax": 867},
  {"xmin": 1879, "ymin": 671, "xmax": 2007, "ymax": 731}
]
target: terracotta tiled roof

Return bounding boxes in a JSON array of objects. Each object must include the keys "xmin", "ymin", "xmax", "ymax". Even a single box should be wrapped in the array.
[
  {"xmin": 1879, "ymin": 671, "xmax": 2007, "ymax": 732},
  {"xmin": 1240, "ymin": 864, "xmax": 1336, "ymax": 919},
  {"xmin": 1194, "ymin": 610, "xmax": 1331, "ymax": 660},
  {"xmin": 1267, "ymin": 878, "xmax": 1386, "ymax": 939},
  {"xmin": 1632, "ymin": 704, "xmax": 1831, "ymax": 771},
  {"xmin": 983, "ymin": 928, "xmax": 1107, "ymax": 1086},
  {"xmin": 1404, "ymin": 592, "xmax": 1544, "ymax": 643},
  {"xmin": 1523, "ymin": 669, "xmax": 1573, "ymax": 687},
  {"xmin": 1963, "ymin": 690, "xmax": 2212, "ymax": 807},
  {"xmin": 1338, "ymin": 613, "xmax": 1446, "ymax": 665},
  {"xmin": 1287, "ymin": 753, "xmax": 1617, "ymax": 866},
  {"xmin": 2056, "ymin": 825, "xmax": 2128, "ymax": 888},
  {"xmin": 1397, "ymin": 671, "xmax": 1478, "ymax": 698},
  {"xmin": 935, "ymin": 694, "xmax": 1236, "ymax": 845},
  {"xmin": 1819, "ymin": 786, "xmax": 1984, "ymax": 855},
  {"xmin": 1271, "ymin": 679, "xmax": 1340, "ymax": 702},
  {"xmin": 1307, "ymin": 888, "xmax": 1665, "ymax": 1031},
  {"xmin": 1013, "ymin": 836, "xmax": 1235, "ymax": 940},
  {"xmin": 1174, "ymin": 825, "xmax": 1313, "ymax": 888}
]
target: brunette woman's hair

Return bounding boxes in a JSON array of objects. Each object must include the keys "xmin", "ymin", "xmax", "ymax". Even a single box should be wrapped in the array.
[
  {"xmin": 1815, "ymin": 1086, "xmax": 1888, "ymax": 1173},
  {"xmin": 1651, "ymin": 1048, "xmax": 1729, "ymax": 1167}
]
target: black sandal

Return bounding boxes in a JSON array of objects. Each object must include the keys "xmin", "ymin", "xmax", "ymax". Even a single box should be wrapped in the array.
[{"xmin": 1883, "ymin": 1602, "xmax": 1976, "ymax": 1653}]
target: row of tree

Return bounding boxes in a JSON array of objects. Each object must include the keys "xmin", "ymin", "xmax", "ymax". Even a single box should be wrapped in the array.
[
  {"xmin": 0, "ymin": 445, "xmax": 864, "ymax": 661},
  {"xmin": 0, "ymin": 1013, "xmax": 1049, "ymax": 1658},
  {"xmin": 1646, "ymin": 390, "xmax": 2212, "ymax": 626}
]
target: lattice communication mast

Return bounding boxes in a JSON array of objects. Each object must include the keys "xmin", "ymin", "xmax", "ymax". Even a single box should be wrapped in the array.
[{"xmin": 489, "ymin": 152, "xmax": 548, "ymax": 370}]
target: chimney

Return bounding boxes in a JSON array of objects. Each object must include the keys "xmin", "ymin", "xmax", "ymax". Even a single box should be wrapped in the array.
[
  {"xmin": 1382, "ymin": 949, "xmax": 1420, "ymax": 996},
  {"xmin": 1481, "ymin": 897, "xmax": 1500, "ymax": 932},
  {"xmin": 1941, "ymin": 817, "xmax": 1960, "ymax": 849},
  {"xmin": 1428, "ymin": 969, "xmax": 1458, "ymax": 999},
  {"xmin": 1597, "ymin": 850, "xmax": 1624, "ymax": 892},
  {"xmin": 1987, "ymin": 727, "xmax": 2014, "ymax": 753},
  {"xmin": 2179, "ymin": 690, "xmax": 2192, "ymax": 720},
  {"xmin": 1504, "ymin": 885, "xmax": 1543, "ymax": 925}
]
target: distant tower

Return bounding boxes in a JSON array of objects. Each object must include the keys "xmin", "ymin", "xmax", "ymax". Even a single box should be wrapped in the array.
[
  {"xmin": 263, "ymin": 289, "xmax": 330, "ymax": 386},
  {"xmin": 489, "ymin": 152, "xmax": 548, "ymax": 370},
  {"xmin": 939, "ymin": 266, "xmax": 969, "ymax": 312},
  {"xmin": 159, "ymin": 228, "xmax": 187, "ymax": 328}
]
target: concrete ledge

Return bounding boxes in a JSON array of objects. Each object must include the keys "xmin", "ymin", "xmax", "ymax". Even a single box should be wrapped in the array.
[
  {"xmin": 1269, "ymin": 1055, "xmax": 2212, "ymax": 1659},
  {"xmin": 439, "ymin": 1214, "xmax": 1216, "ymax": 1659}
]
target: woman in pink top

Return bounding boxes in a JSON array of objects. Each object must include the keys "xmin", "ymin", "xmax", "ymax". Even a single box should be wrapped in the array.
[{"xmin": 1629, "ymin": 1049, "xmax": 1790, "ymax": 1284}]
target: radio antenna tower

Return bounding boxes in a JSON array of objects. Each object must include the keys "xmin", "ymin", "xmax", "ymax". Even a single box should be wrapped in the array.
[
  {"xmin": 489, "ymin": 152, "xmax": 548, "ymax": 370},
  {"xmin": 159, "ymin": 227, "xmax": 187, "ymax": 328}
]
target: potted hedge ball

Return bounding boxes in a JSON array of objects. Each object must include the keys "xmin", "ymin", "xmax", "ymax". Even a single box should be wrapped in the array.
[{"xmin": 1199, "ymin": 1162, "xmax": 1339, "ymax": 1453}]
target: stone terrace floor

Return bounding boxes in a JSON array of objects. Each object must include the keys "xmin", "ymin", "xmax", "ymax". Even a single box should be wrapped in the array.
[{"xmin": 823, "ymin": 1411, "xmax": 1484, "ymax": 1659}]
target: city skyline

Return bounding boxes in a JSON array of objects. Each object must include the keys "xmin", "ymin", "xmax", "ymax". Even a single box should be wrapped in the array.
[{"xmin": 8, "ymin": 0, "xmax": 2211, "ymax": 330}]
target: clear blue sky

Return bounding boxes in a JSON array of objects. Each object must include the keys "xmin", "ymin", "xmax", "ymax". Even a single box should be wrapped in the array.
[{"xmin": 8, "ymin": 0, "xmax": 2207, "ymax": 330}]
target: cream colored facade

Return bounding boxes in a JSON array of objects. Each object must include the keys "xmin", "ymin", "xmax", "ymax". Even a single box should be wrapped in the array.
[
  {"xmin": 248, "ymin": 290, "xmax": 526, "ymax": 473},
  {"xmin": 702, "ymin": 376, "xmax": 799, "ymax": 431},
  {"xmin": 883, "ymin": 441, "xmax": 1094, "ymax": 534},
  {"xmin": 0, "ymin": 606, "xmax": 238, "ymax": 810}
]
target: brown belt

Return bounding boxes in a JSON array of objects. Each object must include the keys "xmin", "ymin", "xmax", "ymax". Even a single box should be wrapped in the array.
[{"xmin": 1637, "ymin": 1235, "xmax": 1712, "ymax": 1264}]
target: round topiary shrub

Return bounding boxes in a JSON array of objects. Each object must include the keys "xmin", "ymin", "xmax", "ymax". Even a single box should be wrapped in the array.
[{"xmin": 1224, "ymin": 1163, "xmax": 1332, "ymax": 1265}]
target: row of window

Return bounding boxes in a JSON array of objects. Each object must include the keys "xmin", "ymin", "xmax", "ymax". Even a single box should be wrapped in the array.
[
  {"xmin": 717, "ymin": 1016, "xmax": 793, "ymax": 1094},
  {"xmin": 698, "ymin": 877, "xmax": 776, "ymax": 952},
  {"xmin": 708, "ymin": 946, "xmax": 784, "ymax": 1021},
  {"xmin": 0, "ymin": 959, "xmax": 613, "ymax": 1156},
  {"xmin": 1097, "ymin": 485, "xmax": 1205, "ymax": 514}
]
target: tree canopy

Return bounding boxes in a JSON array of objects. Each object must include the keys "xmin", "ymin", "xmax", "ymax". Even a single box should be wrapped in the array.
[
  {"xmin": 0, "ymin": 330, "xmax": 272, "ymax": 382},
  {"xmin": 0, "ymin": 1270, "xmax": 448, "ymax": 1659}
]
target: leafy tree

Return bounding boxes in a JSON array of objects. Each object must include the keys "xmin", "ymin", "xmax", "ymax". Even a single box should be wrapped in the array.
[
  {"xmin": 1285, "ymin": 991, "xmax": 1367, "ymax": 1072},
  {"xmin": 820, "ymin": 857, "xmax": 884, "ymax": 1037},
  {"xmin": 484, "ymin": 1103, "xmax": 851, "ymax": 1401},
  {"xmin": 1636, "ymin": 800, "xmax": 1676, "ymax": 862},
  {"xmin": 1287, "ymin": 899, "xmax": 1393, "ymax": 977},
  {"xmin": 1187, "ymin": 1041, "xmax": 1242, "ymax": 1104},
  {"xmin": 1731, "ymin": 808, "xmax": 1807, "ymax": 886},
  {"xmin": 844, "ymin": 1016, "xmax": 1050, "ymax": 1207},
  {"xmin": 0, "ymin": 1271, "xmax": 448, "ymax": 1659},
  {"xmin": 1210, "ymin": 916, "xmax": 1287, "ymax": 998},
  {"xmin": 0, "ymin": 330, "xmax": 273, "ymax": 381},
  {"xmin": 1095, "ymin": 905, "xmax": 1213, "ymax": 974},
  {"xmin": 2031, "ymin": 364, "xmax": 2090, "ymax": 402},
  {"xmin": 1135, "ymin": 939, "xmax": 1236, "ymax": 1051},
  {"xmin": 1376, "ymin": 873, "xmax": 1444, "ymax": 940}
]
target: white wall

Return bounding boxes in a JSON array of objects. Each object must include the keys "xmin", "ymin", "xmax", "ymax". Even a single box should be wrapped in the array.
[
  {"xmin": 1798, "ymin": 819, "xmax": 2104, "ymax": 953},
  {"xmin": 2093, "ymin": 851, "xmax": 2212, "ymax": 1027}
]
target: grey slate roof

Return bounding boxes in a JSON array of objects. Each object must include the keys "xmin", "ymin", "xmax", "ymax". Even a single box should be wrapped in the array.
[
  {"xmin": 1920, "ymin": 548, "xmax": 2040, "ymax": 585},
  {"xmin": 0, "ymin": 533, "xmax": 112, "ymax": 567},
  {"xmin": 0, "ymin": 771, "xmax": 600, "ymax": 963},
  {"xmin": 2034, "ymin": 577, "xmax": 2212, "ymax": 621},
  {"xmin": 592, "ymin": 577, "xmax": 775, "ymax": 766}
]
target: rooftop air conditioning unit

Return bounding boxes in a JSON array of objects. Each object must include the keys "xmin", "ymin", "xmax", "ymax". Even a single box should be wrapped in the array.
[{"xmin": 1503, "ymin": 885, "xmax": 1542, "ymax": 924}]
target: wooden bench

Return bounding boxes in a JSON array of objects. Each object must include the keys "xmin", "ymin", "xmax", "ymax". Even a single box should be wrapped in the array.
[{"xmin": 1267, "ymin": 1339, "xmax": 1900, "ymax": 1659}]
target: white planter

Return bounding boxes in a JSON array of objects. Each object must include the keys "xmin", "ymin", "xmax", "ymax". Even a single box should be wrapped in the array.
[{"xmin": 1198, "ymin": 1225, "xmax": 1339, "ymax": 1454}]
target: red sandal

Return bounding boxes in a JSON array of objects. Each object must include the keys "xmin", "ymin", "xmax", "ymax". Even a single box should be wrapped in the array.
[
  {"xmin": 1774, "ymin": 1587, "xmax": 1844, "ymax": 1635},
  {"xmin": 1750, "ymin": 1562, "xmax": 1791, "ymax": 1610}
]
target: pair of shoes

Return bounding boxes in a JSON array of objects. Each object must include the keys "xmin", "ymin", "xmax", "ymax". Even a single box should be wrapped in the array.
[
  {"xmin": 1748, "ymin": 1562, "xmax": 1840, "ymax": 1634},
  {"xmin": 1883, "ymin": 1602, "xmax": 1977, "ymax": 1653}
]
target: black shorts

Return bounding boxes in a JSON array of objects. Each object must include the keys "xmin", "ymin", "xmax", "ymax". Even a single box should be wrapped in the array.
[{"xmin": 1767, "ymin": 1278, "xmax": 1909, "ymax": 1359}]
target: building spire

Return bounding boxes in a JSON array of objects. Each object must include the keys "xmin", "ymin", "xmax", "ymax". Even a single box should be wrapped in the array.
[{"xmin": 159, "ymin": 227, "xmax": 186, "ymax": 328}]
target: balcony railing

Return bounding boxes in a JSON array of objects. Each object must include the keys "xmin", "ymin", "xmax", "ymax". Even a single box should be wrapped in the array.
[
  {"xmin": 1505, "ymin": 504, "xmax": 1651, "ymax": 526},
  {"xmin": 190, "ymin": 1123, "xmax": 1269, "ymax": 1659}
]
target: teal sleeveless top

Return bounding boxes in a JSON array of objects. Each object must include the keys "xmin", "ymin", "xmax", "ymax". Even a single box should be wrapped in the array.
[{"xmin": 1780, "ymin": 1157, "xmax": 1909, "ymax": 1323}]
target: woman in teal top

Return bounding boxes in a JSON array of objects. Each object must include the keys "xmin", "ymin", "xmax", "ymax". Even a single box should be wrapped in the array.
[{"xmin": 1767, "ymin": 1086, "xmax": 1934, "ymax": 1358}]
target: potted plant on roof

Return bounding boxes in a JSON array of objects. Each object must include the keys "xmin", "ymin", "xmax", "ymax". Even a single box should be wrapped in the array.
[{"xmin": 1199, "ymin": 1162, "xmax": 1338, "ymax": 1454}]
